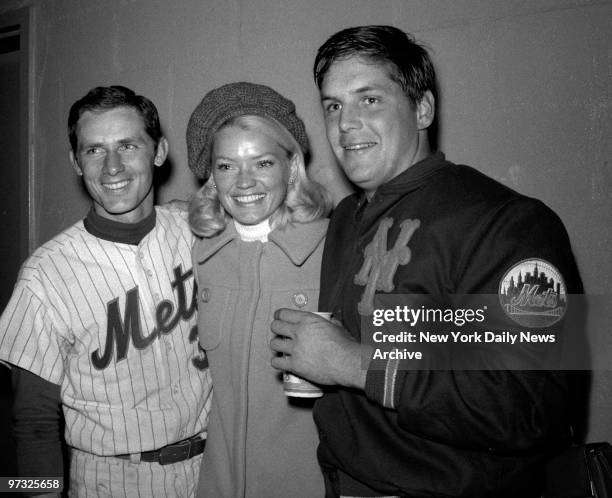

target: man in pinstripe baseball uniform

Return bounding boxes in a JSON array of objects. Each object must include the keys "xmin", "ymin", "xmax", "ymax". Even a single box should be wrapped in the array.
[{"xmin": 0, "ymin": 86, "xmax": 212, "ymax": 497}]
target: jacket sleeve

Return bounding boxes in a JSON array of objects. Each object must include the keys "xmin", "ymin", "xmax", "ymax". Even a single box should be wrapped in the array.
[
  {"xmin": 12, "ymin": 366, "xmax": 64, "ymax": 483},
  {"xmin": 364, "ymin": 198, "xmax": 585, "ymax": 452}
]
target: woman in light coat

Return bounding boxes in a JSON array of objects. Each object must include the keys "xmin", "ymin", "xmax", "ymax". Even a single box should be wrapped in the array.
[{"xmin": 186, "ymin": 82, "xmax": 331, "ymax": 498}]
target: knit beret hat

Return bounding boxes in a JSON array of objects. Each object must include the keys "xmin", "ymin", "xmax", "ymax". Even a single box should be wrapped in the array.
[{"xmin": 186, "ymin": 82, "xmax": 310, "ymax": 181}]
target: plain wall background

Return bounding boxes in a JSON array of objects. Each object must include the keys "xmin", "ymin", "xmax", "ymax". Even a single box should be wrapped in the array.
[{"xmin": 1, "ymin": 0, "xmax": 611, "ymax": 441}]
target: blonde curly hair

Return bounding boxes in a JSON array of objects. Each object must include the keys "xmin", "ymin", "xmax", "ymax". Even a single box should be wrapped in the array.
[{"xmin": 189, "ymin": 114, "xmax": 330, "ymax": 238}]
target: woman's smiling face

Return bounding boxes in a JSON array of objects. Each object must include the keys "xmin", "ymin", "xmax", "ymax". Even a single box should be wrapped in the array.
[{"xmin": 212, "ymin": 126, "xmax": 293, "ymax": 225}]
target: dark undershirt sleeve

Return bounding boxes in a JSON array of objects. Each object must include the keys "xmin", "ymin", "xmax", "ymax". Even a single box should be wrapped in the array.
[{"xmin": 11, "ymin": 366, "xmax": 63, "ymax": 482}]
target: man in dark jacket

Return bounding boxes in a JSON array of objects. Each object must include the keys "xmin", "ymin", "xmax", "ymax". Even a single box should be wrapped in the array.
[{"xmin": 270, "ymin": 25, "xmax": 583, "ymax": 497}]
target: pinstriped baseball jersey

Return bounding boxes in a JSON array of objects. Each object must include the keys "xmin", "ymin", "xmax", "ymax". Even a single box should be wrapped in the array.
[{"xmin": 0, "ymin": 205, "xmax": 212, "ymax": 456}]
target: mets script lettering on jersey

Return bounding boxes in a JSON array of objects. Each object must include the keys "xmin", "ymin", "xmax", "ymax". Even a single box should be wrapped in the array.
[
  {"xmin": 355, "ymin": 217, "xmax": 420, "ymax": 315},
  {"xmin": 92, "ymin": 265, "xmax": 197, "ymax": 369}
]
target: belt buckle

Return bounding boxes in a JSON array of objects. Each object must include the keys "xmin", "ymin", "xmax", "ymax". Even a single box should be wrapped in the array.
[{"xmin": 158, "ymin": 440, "xmax": 190, "ymax": 465}]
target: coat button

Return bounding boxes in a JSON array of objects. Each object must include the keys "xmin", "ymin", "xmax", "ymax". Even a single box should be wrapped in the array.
[
  {"xmin": 292, "ymin": 292, "xmax": 308, "ymax": 308},
  {"xmin": 200, "ymin": 288, "xmax": 210, "ymax": 303}
]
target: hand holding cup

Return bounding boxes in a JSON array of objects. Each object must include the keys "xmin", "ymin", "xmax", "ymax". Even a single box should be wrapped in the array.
[{"xmin": 270, "ymin": 308, "xmax": 370, "ymax": 390}]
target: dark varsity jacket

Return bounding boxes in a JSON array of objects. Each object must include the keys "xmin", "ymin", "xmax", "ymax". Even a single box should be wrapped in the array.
[{"xmin": 315, "ymin": 152, "xmax": 584, "ymax": 498}]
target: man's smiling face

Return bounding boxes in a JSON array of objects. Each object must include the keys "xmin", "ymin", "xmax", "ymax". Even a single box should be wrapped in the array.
[
  {"xmin": 70, "ymin": 106, "xmax": 167, "ymax": 224},
  {"xmin": 320, "ymin": 56, "xmax": 430, "ymax": 197}
]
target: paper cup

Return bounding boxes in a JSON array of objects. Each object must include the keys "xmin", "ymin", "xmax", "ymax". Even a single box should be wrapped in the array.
[{"xmin": 283, "ymin": 312, "xmax": 332, "ymax": 398}]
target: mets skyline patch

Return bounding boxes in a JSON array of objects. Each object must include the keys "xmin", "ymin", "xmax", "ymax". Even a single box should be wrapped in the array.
[{"xmin": 499, "ymin": 258, "xmax": 567, "ymax": 327}]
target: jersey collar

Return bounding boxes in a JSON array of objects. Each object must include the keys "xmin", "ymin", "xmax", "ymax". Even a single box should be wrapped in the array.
[{"xmin": 84, "ymin": 208, "xmax": 156, "ymax": 245}]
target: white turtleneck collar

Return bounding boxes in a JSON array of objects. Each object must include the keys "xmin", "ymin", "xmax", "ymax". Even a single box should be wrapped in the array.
[{"xmin": 233, "ymin": 218, "xmax": 272, "ymax": 242}]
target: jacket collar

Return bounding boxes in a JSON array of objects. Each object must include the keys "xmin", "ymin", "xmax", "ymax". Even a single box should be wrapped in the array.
[
  {"xmin": 349, "ymin": 152, "xmax": 451, "ymax": 220},
  {"xmin": 195, "ymin": 218, "xmax": 328, "ymax": 266},
  {"xmin": 269, "ymin": 219, "xmax": 328, "ymax": 266},
  {"xmin": 194, "ymin": 223, "xmax": 237, "ymax": 263},
  {"xmin": 376, "ymin": 151, "xmax": 451, "ymax": 196}
]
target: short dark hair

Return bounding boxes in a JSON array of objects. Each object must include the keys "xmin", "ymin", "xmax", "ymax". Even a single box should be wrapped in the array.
[
  {"xmin": 314, "ymin": 25, "xmax": 437, "ymax": 107},
  {"xmin": 67, "ymin": 85, "xmax": 163, "ymax": 153}
]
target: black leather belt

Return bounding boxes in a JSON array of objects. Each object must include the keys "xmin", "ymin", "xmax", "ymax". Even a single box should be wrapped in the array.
[{"xmin": 116, "ymin": 434, "xmax": 205, "ymax": 465}]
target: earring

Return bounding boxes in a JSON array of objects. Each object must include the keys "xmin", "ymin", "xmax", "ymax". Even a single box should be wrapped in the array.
[
  {"xmin": 288, "ymin": 177, "xmax": 295, "ymax": 185},
  {"xmin": 208, "ymin": 182, "xmax": 216, "ymax": 189}
]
